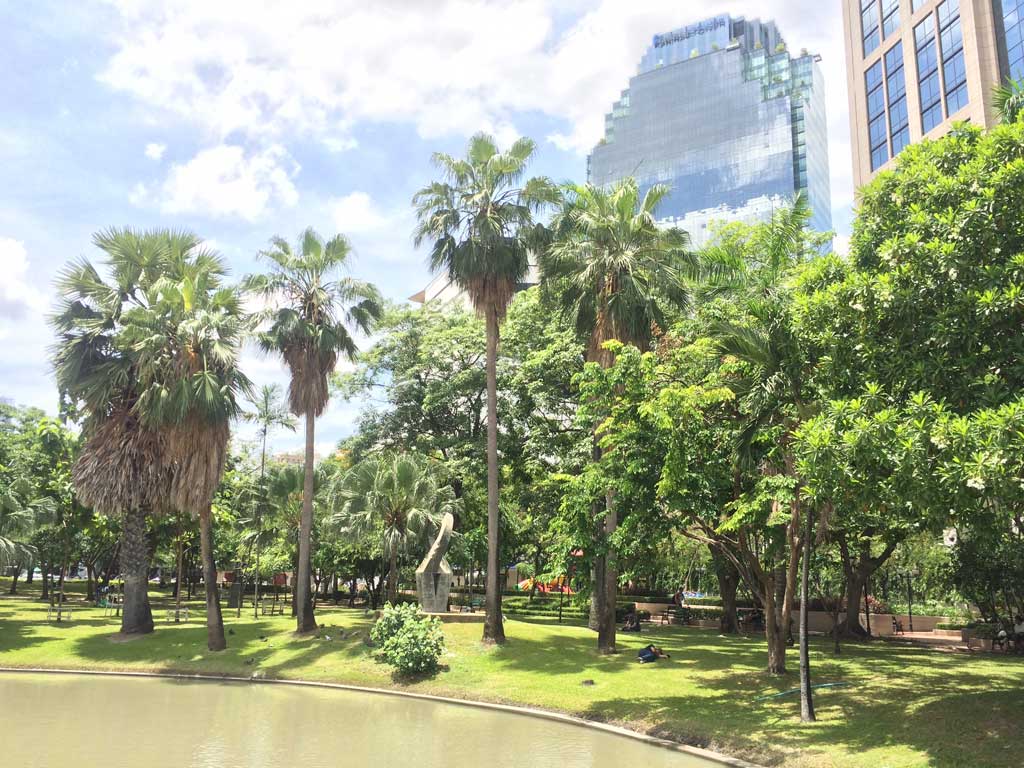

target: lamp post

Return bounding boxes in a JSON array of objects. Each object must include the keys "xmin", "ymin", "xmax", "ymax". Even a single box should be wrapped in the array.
[{"xmin": 905, "ymin": 568, "xmax": 918, "ymax": 633}]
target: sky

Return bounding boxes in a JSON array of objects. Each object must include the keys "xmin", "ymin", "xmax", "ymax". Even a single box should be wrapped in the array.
[{"xmin": 0, "ymin": 0, "xmax": 854, "ymax": 457}]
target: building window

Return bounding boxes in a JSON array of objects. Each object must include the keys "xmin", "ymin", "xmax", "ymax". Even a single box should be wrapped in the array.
[
  {"xmin": 882, "ymin": 0, "xmax": 900, "ymax": 39},
  {"xmin": 885, "ymin": 42, "xmax": 910, "ymax": 159},
  {"xmin": 1005, "ymin": 0, "xmax": 1024, "ymax": 81},
  {"xmin": 937, "ymin": 0, "xmax": 968, "ymax": 116},
  {"xmin": 912, "ymin": 0, "xmax": 927, "ymax": 11},
  {"xmin": 915, "ymin": 15, "xmax": 943, "ymax": 133},
  {"xmin": 862, "ymin": 0, "xmax": 881, "ymax": 55},
  {"xmin": 866, "ymin": 60, "xmax": 888, "ymax": 170}
]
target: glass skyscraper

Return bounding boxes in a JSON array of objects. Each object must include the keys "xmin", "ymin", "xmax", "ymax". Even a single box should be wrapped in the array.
[{"xmin": 587, "ymin": 15, "xmax": 832, "ymax": 246}]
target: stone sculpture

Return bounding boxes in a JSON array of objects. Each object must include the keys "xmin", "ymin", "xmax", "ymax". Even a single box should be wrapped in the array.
[{"xmin": 416, "ymin": 512, "xmax": 454, "ymax": 613}]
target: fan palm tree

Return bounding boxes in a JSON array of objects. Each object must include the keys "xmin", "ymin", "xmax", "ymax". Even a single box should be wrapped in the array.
[
  {"xmin": 247, "ymin": 228, "xmax": 383, "ymax": 633},
  {"xmin": 994, "ymin": 78, "xmax": 1024, "ymax": 123},
  {"xmin": 539, "ymin": 178, "xmax": 693, "ymax": 654},
  {"xmin": 127, "ymin": 233, "xmax": 251, "ymax": 651},
  {"xmin": 330, "ymin": 453, "xmax": 459, "ymax": 605},
  {"xmin": 52, "ymin": 229, "xmax": 175, "ymax": 635},
  {"xmin": 413, "ymin": 133, "xmax": 558, "ymax": 643},
  {"xmin": 242, "ymin": 385, "xmax": 296, "ymax": 618}
]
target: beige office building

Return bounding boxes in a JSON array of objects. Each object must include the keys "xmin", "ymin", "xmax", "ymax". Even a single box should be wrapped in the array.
[{"xmin": 842, "ymin": 0, "xmax": 1022, "ymax": 187}]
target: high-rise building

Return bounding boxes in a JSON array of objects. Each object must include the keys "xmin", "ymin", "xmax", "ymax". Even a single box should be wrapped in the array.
[
  {"xmin": 842, "ymin": 0, "xmax": 1020, "ymax": 188},
  {"xmin": 587, "ymin": 15, "xmax": 833, "ymax": 247}
]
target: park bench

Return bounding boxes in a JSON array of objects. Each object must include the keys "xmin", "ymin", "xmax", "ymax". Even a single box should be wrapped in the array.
[{"xmin": 460, "ymin": 597, "xmax": 484, "ymax": 613}]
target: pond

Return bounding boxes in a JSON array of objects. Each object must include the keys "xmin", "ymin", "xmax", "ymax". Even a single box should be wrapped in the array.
[{"xmin": 0, "ymin": 671, "xmax": 725, "ymax": 768}]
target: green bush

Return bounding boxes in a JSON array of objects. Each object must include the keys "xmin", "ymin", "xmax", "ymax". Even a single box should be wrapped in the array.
[
  {"xmin": 370, "ymin": 603, "xmax": 446, "ymax": 675},
  {"xmin": 971, "ymin": 624, "xmax": 1000, "ymax": 639},
  {"xmin": 936, "ymin": 622, "xmax": 976, "ymax": 630}
]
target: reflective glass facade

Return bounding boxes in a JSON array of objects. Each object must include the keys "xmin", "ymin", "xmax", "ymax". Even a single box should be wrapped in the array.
[
  {"xmin": 588, "ymin": 16, "xmax": 832, "ymax": 246},
  {"xmin": 998, "ymin": 0, "xmax": 1024, "ymax": 81}
]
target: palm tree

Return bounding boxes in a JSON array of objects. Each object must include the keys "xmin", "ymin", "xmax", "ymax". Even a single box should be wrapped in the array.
[
  {"xmin": 0, "ymin": 477, "xmax": 50, "ymax": 568},
  {"xmin": 52, "ymin": 229, "xmax": 175, "ymax": 635},
  {"xmin": 413, "ymin": 133, "xmax": 557, "ymax": 643},
  {"xmin": 994, "ymin": 78, "xmax": 1024, "ymax": 123},
  {"xmin": 705, "ymin": 195, "xmax": 818, "ymax": 714},
  {"xmin": 331, "ymin": 453, "xmax": 459, "ymax": 604},
  {"xmin": 539, "ymin": 178, "xmax": 693, "ymax": 654},
  {"xmin": 248, "ymin": 228, "xmax": 383, "ymax": 633},
  {"xmin": 128, "ymin": 232, "xmax": 251, "ymax": 651},
  {"xmin": 243, "ymin": 385, "xmax": 296, "ymax": 618}
]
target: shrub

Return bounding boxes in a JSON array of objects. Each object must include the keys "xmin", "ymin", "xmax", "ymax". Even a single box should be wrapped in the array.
[
  {"xmin": 936, "ymin": 622, "xmax": 976, "ymax": 630},
  {"xmin": 370, "ymin": 603, "xmax": 445, "ymax": 675}
]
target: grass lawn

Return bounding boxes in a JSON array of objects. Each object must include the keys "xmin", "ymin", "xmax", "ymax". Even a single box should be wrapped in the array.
[{"xmin": 1, "ymin": 582, "xmax": 1021, "ymax": 768}]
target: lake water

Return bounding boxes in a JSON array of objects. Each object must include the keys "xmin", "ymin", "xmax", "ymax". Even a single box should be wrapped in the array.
[{"xmin": 0, "ymin": 671, "xmax": 721, "ymax": 767}]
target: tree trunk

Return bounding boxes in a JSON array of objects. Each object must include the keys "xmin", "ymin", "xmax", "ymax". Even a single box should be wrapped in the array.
[
  {"xmin": 86, "ymin": 564, "xmax": 95, "ymax": 603},
  {"xmin": 295, "ymin": 411, "xmax": 317, "ymax": 633},
  {"xmin": 764, "ymin": 588, "xmax": 787, "ymax": 675},
  {"xmin": 711, "ymin": 545, "xmax": 740, "ymax": 633},
  {"xmin": 175, "ymin": 523, "xmax": 185, "ymax": 623},
  {"xmin": 199, "ymin": 506, "xmax": 226, "ymax": 651},
  {"xmin": 8, "ymin": 566, "xmax": 19, "ymax": 595},
  {"xmin": 120, "ymin": 505, "xmax": 154, "ymax": 635},
  {"xmin": 25, "ymin": 564, "xmax": 34, "ymax": 584},
  {"xmin": 482, "ymin": 308, "xmax": 505, "ymax": 644},
  {"xmin": 57, "ymin": 563, "xmax": 67, "ymax": 620},
  {"xmin": 799, "ymin": 505, "xmax": 816, "ymax": 722},
  {"xmin": 387, "ymin": 548, "xmax": 399, "ymax": 605},
  {"xmin": 597, "ymin": 489, "xmax": 618, "ymax": 654},
  {"xmin": 40, "ymin": 560, "xmax": 49, "ymax": 601}
]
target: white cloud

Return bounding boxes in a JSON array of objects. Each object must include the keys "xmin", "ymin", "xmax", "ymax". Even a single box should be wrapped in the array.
[
  {"xmin": 144, "ymin": 142, "xmax": 166, "ymax": 160},
  {"xmin": 133, "ymin": 143, "xmax": 300, "ymax": 220},
  {"xmin": 99, "ymin": 0, "xmax": 853, "ymax": 226},
  {"xmin": 328, "ymin": 191, "xmax": 418, "ymax": 265},
  {"xmin": 0, "ymin": 238, "xmax": 48, "ymax": 327},
  {"xmin": 329, "ymin": 191, "xmax": 391, "ymax": 234},
  {"xmin": 0, "ymin": 238, "xmax": 56, "ymax": 413}
]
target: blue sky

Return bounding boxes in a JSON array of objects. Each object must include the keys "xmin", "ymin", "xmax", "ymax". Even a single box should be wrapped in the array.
[{"xmin": 0, "ymin": 0, "xmax": 853, "ymax": 456}]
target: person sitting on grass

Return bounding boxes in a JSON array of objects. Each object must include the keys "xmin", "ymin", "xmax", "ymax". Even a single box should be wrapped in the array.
[
  {"xmin": 621, "ymin": 610, "xmax": 641, "ymax": 633},
  {"xmin": 637, "ymin": 644, "xmax": 669, "ymax": 664}
]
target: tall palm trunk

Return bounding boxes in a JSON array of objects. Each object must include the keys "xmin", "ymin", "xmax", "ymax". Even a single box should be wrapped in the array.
[
  {"xmin": 174, "ymin": 521, "xmax": 184, "ymax": 623},
  {"xmin": 199, "ymin": 504, "xmax": 226, "ymax": 651},
  {"xmin": 296, "ymin": 411, "xmax": 317, "ymax": 632},
  {"xmin": 799, "ymin": 502, "xmax": 816, "ymax": 722},
  {"xmin": 120, "ymin": 505, "xmax": 154, "ymax": 635},
  {"xmin": 482, "ymin": 308, "xmax": 505, "ymax": 643},
  {"xmin": 590, "ymin": 306, "xmax": 618, "ymax": 654},
  {"xmin": 387, "ymin": 548, "xmax": 399, "ymax": 605},
  {"xmin": 597, "ymin": 489, "xmax": 618, "ymax": 654},
  {"xmin": 254, "ymin": 431, "xmax": 267, "ymax": 620}
]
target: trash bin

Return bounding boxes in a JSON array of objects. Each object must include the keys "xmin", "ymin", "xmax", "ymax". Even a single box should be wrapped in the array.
[{"xmin": 228, "ymin": 581, "xmax": 243, "ymax": 609}]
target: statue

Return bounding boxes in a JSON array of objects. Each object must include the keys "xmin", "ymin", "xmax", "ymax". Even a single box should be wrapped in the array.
[{"xmin": 416, "ymin": 512, "xmax": 454, "ymax": 613}]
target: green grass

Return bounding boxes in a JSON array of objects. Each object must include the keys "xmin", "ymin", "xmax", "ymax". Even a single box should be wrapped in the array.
[{"xmin": 1, "ymin": 583, "xmax": 1022, "ymax": 767}]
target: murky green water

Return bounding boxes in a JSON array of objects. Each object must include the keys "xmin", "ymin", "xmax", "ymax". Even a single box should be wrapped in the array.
[{"xmin": 0, "ymin": 672, "xmax": 720, "ymax": 767}]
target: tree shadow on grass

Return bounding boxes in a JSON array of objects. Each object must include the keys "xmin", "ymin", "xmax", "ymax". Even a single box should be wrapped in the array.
[{"xmin": 580, "ymin": 658, "xmax": 1024, "ymax": 767}]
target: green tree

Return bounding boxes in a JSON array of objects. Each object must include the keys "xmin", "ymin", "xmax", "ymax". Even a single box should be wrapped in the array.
[
  {"xmin": 540, "ymin": 178, "xmax": 693, "ymax": 653},
  {"xmin": 127, "ymin": 233, "xmax": 250, "ymax": 650},
  {"xmin": 331, "ymin": 453, "xmax": 460, "ymax": 605},
  {"xmin": 794, "ymin": 119, "xmax": 1024, "ymax": 635},
  {"xmin": 242, "ymin": 385, "xmax": 296, "ymax": 617},
  {"xmin": 249, "ymin": 228, "xmax": 383, "ymax": 633},
  {"xmin": 52, "ymin": 229, "xmax": 175, "ymax": 635},
  {"xmin": 413, "ymin": 133, "xmax": 557, "ymax": 643},
  {"xmin": 993, "ymin": 78, "xmax": 1024, "ymax": 123}
]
